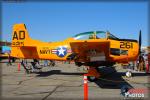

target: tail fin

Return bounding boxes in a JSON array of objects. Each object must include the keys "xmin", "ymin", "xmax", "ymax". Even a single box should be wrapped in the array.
[{"xmin": 12, "ymin": 24, "xmax": 30, "ymax": 47}]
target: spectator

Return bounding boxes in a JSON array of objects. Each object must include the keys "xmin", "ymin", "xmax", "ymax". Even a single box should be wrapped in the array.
[
  {"xmin": 7, "ymin": 53, "xmax": 12, "ymax": 66},
  {"xmin": 44, "ymin": 60, "xmax": 48, "ymax": 67},
  {"xmin": 138, "ymin": 55, "xmax": 145, "ymax": 71}
]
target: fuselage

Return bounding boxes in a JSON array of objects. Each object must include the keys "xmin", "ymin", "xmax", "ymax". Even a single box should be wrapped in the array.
[
  {"xmin": 11, "ymin": 24, "xmax": 139, "ymax": 65},
  {"xmin": 11, "ymin": 37, "xmax": 139, "ymax": 64}
]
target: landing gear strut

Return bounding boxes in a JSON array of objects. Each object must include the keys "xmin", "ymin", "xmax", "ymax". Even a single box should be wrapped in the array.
[{"xmin": 21, "ymin": 59, "xmax": 42, "ymax": 73}]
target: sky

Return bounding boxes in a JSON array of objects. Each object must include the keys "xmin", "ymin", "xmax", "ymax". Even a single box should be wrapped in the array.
[{"xmin": 1, "ymin": 1, "xmax": 149, "ymax": 46}]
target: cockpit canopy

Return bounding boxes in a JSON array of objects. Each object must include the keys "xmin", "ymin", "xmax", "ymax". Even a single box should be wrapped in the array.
[{"xmin": 73, "ymin": 31, "xmax": 119, "ymax": 40}]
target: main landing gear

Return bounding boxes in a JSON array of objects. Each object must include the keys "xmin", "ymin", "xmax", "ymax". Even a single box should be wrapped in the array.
[{"xmin": 21, "ymin": 59, "xmax": 42, "ymax": 73}]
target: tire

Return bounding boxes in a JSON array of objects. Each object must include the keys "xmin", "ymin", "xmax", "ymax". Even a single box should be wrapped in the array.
[
  {"xmin": 126, "ymin": 71, "xmax": 132, "ymax": 78},
  {"xmin": 87, "ymin": 76, "xmax": 97, "ymax": 82}
]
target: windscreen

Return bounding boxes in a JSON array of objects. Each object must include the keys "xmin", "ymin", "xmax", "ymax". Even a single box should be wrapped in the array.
[{"xmin": 73, "ymin": 31, "xmax": 106, "ymax": 40}]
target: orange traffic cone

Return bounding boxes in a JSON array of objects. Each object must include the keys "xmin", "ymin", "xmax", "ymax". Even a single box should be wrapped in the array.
[{"xmin": 83, "ymin": 74, "xmax": 88, "ymax": 100}]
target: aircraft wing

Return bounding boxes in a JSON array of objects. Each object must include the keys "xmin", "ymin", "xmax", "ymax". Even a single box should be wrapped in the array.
[{"xmin": 69, "ymin": 41, "xmax": 110, "ymax": 62}]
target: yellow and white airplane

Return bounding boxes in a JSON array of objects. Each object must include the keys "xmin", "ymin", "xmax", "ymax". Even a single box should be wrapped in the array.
[{"xmin": 11, "ymin": 24, "xmax": 141, "ymax": 81}]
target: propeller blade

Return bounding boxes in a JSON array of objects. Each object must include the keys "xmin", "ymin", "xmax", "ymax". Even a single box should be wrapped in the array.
[{"xmin": 139, "ymin": 30, "xmax": 142, "ymax": 54}]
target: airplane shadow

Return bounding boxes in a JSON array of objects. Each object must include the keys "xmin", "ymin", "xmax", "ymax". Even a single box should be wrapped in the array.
[
  {"xmin": 36, "ymin": 70, "xmax": 85, "ymax": 77},
  {"xmin": 94, "ymin": 67, "xmax": 149, "ymax": 89},
  {"xmin": 35, "ymin": 66, "xmax": 149, "ymax": 89},
  {"xmin": 95, "ymin": 74, "xmax": 132, "ymax": 89},
  {"xmin": 94, "ymin": 67, "xmax": 133, "ymax": 89}
]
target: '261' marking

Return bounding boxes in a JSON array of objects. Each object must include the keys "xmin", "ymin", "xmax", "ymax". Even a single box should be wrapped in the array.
[{"xmin": 120, "ymin": 42, "xmax": 133, "ymax": 49}]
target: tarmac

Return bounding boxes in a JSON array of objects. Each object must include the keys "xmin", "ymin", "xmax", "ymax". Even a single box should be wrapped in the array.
[{"xmin": 0, "ymin": 59, "xmax": 150, "ymax": 100}]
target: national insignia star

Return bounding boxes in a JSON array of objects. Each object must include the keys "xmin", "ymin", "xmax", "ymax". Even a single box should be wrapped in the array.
[{"xmin": 58, "ymin": 47, "xmax": 65, "ymax": 56}]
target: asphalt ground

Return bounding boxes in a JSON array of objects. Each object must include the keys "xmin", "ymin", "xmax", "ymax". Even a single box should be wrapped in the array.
[{"xmin": 0, "ymin": 59, "xmax": 150, "ymax": 100}]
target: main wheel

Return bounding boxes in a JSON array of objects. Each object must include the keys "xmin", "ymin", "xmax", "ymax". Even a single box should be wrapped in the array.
[
  {"xmin": 87, "ymin": 76, "xmax": 97, "ymax": 82},
  {"xmin": 126, "ymin": 71, "xmax": 132, "ymax": 78}
]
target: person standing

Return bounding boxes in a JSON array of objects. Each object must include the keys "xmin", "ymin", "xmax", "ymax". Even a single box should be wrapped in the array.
[
  {"xmin": 44, "ymin": 60, "xmax": 48, "ymax": 67},
  {"xmin": 138, "ymin": 55, "xmax": 145, "ymax": 71},
  {"xmin": 7, "ymin": 53, "xmax": 12, "ymax": 66}
]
